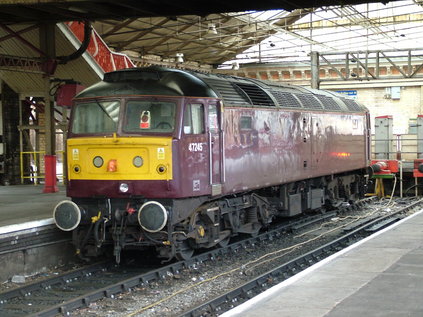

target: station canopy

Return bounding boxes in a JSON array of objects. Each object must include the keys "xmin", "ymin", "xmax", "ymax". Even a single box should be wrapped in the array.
[
  {"xmin": 0, "ymin": 0, "xmax": 422, "ymax": 71},
  {"xmin": 85, "ymin": 0, "xmax": 423, "ymax": 69}
]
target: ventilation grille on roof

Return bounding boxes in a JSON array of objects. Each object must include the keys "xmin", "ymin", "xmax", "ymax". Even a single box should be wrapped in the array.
[
  {"xmin": 270, "ymin": 90, "xmax": 302, "ymax": 108},
  {"xmin": 342, "ymin": 98, "xmax": 362, "ymax": 111},
  {"xmin": 316, "ymin": 95, "xmax": 341, "ymax": 111},
  {"xmin": 233, "ymin": 83, "xmax": 275, "ymax": 106},
  {"xmin": 104, "ymin": 70, "xmax": 159, "ymax": 82},
  {"xmin": 201, "ymin": 78, "xmax": 250, "ymax": 105},
  {"xmin": 295, "ymin": 94, "xmax": 323, "ymax": 110}
]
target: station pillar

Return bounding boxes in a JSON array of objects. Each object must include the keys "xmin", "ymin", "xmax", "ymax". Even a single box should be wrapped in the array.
[
  {"xmin": 40, "ymin": 23, "xmax": 58, "ymax": 193},
  {"xmin": 310, "ymin": 51, "xmax": 320, "ymax": 89}
]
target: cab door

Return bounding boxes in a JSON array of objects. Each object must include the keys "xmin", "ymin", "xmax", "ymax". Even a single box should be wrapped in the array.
[
  {"xmin": 181, "ymin": 102, "xmax": 208, "ymax": 196},
  {"xmin": 208, "ymin": 102, "xmax": 223, "ymax": 196}
]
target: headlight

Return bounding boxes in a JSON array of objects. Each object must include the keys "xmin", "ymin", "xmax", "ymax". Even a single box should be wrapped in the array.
[
  {"xmin": 93, "ymin": 156, "xmax": 104, "ymax": 168},
  {"xmin": 138, "ymin": 201, "xmax": 168, "ymax": 232},
  {"xmin": 133, "ymin": 156, "xmax": 143, "ymax": 168},
  {"xmin": 119, "ymin": 183, "xmax": 129, "ymax": 193},
  {"xmin": 53, "ymin": 201, "xmax": 81, "ymax": 231}
]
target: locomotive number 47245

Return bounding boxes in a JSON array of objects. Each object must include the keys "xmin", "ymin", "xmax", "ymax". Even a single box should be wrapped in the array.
[{"xmin": 188, "ymin": 142, "xmax": 203, "ymax": 152}]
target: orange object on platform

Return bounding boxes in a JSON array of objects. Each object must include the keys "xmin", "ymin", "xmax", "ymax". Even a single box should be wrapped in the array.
[
  {"xmin": 43, "ymin": 155, "xmax": 58, "ymax": 193},
  {"xmin": 413, "ymin": 159, "xmax": 423, "ymax": 178},
  {"xmin": 370, "ymin": 159, "xmax": 399, "ymax": 174}
]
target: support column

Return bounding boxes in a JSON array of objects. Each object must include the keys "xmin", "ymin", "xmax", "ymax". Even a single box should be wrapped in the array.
[
  {"xmin": 310, "ymin": 51, "xmax": 320, "ymax": 89},
  {"xmin": 1, "ymin": 82, "xmax": 21, "ymax": 185},
  {"xmin": 0, "ymin": 79, "xmax": 4, "ymax": 177},
  {"xmin": 40, "ymin": 23, "xmax": 58, "ymax": 193}
]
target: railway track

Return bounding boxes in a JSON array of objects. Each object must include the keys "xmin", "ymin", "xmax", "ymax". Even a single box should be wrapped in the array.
[
  {"xmin": 180, "ymin": 197, "xmax": 423, "ymax": 317},
  {"xmin": 1, "ymin": 196, "xmax": 419, "ymax": 317}
]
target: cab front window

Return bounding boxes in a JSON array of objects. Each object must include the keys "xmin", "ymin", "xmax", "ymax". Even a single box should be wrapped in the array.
[
  {"xmin": 124, "ymin": 100, "xmax": 176, "ymax": 133},
  {"xmin": 71, "ymin": 100, "xmax": 120, "ymax": 134}
]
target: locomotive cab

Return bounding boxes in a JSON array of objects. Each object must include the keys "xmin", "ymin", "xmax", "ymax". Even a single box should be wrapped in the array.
[{"xmin": 54, "ymin": 68, "xmax": 227, "ymax": 261}]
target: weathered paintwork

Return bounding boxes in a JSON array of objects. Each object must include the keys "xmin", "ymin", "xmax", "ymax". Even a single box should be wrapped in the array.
[
  {"xmin": 59, "ymin": 66, "xmax": 371, "ymax": 261},
  {"xmin": 66, "ymin": 66, "xmax": 369, "ymax": 201},
  {"xmin": 221, "ymin": 107, "xmax": 367, "ymax": 195},
  {"xmin": 67, "ymin": 103, "xmax": 368, "ymax": 200}
]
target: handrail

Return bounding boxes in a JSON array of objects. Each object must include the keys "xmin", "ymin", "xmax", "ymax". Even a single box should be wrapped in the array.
[{"xmin": 20, "ymin": 151, "xmax": 64, "ymax": 184}]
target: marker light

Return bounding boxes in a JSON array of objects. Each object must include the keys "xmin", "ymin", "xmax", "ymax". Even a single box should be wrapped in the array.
[
  {"xmin": 157, "ymin": 164, "xmax": 167, "ymax": 174},
  {"xmin": 73, "ymin": 164, "xmax": 81, "ymax": 173}
]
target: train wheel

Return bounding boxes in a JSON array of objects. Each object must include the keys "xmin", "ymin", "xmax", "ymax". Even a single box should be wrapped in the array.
[
  {"xmin": 175, "ymin": 241, "xmax": 194, "ymax": 261},
  {"xmin": 217, "ymin": 229, "xmax": 231, "ymax": 247},
  {"xmin": 217, "ymin": 236, "xmax": 230, "ymax": 247}
]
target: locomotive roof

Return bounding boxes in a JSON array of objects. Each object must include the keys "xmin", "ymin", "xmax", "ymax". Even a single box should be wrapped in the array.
[{"xmin": 76, "ymin": 66, "xmax": 367, "ymax": 113}]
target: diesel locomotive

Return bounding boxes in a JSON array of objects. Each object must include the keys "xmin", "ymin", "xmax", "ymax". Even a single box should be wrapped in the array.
[{"xmin": 53, "ymin": 66, "xmax": 370, "ymax": 262}]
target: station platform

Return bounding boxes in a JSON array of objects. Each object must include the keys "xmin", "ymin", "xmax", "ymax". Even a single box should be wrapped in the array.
[
  {"xmin": 0, "ymin": 184, "xmax": 67, "ymax": 234},
  {"xmin": 223, "ymin": 208, "xmax": 423, "ymax": 317}
]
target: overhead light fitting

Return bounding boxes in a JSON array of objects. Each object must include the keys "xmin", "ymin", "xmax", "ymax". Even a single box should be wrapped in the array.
[
  {"xmin": 232, "ymin": 62, "xmax": 239, "ymax": 70},
  {"xmin": 176, "ymin": 53, "xmax": 184, "ymax": 63},
  {"xmin": 208, "ymin": 23, "xmax": 217, "ymax": 35}
]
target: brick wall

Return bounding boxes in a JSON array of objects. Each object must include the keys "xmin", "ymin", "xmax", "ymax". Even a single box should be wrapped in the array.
[{"xmin": 353, "ymin": 86, "xmax": 423, "ymax": 134}]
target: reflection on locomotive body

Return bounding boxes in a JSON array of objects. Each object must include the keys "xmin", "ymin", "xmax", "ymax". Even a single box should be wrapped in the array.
[{"xmin": 53, "ymin": 66, "xmax": 371, "ymax": 262}]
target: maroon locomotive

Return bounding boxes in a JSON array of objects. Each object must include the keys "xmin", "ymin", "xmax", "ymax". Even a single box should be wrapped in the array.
[{"xmin": 53, "ymin": 66, "xmax": 370, "ymax": 262}]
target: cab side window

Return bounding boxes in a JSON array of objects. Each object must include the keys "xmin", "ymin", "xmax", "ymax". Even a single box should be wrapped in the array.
[
  {"xmin": 208, "ymin": 104, "xmax": 219, "ymax": 133},
  {"xmin": 184, "ymin": 104, "xmax": 204, "ymax": 134}
]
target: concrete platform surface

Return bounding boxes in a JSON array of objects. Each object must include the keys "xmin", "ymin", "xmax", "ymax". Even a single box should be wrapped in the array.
[
  {"xmin": 0, "ymin": 184, "xmax": 67, "ymax": 232},
  {"xmin": 223, "ymin": 209, "xmax": 423, "ymax": 317}
]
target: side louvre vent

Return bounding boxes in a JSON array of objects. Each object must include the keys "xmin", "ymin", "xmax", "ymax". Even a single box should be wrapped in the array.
[
  {"xmin": 342, "ymin": 98, "xmax": 362, "ymax": 111},
  {"xmin": 295, "ymin": 94, "xmax": 323, "ymax": 110},
  {"xmin": 316, "ymin": 95, "xmax": 341, "ymax": 111},
  {"xmin": 201, "ymin": 78, "xmax": 250, "ymax": 105},
  {"xmin": 233, "ymin": 83, "xmax": 275, "ymax": 106},
  {"xmin": 270, "ymin": 90, "xmax": 302, "ymax": 108}
]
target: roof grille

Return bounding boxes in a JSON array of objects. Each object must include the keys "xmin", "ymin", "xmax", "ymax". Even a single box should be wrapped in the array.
[
  {"xmin": 233, "ymin": 83, "xmax": 275, "ymax": 106},
  {"xmin": 295, "ymin": 94, "xmax": 323, "ymax": 110},
  {"xmin": 104, "ymin": 70, "xmax": 159, "ymax": 82},
  {"xmin": 342, "ymin": 98, "xmax": 362, "ymax": 111},
  {"xmin": 270, "ymin": 90, "xmax": 302, "ymax": 108},
  {"xmin": 315, "ymin": 95, "xmax": 341, "ymax": 111},
  {"xmin": 201, "ymin": 78, "xmax": 250, "ymax": 105}
]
